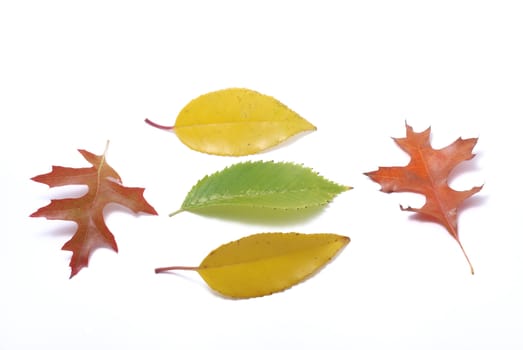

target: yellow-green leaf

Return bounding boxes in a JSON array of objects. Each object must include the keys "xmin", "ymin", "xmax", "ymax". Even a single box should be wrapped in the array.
[
  {"xmin": 145, "ymin": 88, "xmax": 316, "ymax": 156},
  {"xmin": 155, "ymin": 232, "xmax": 349, "ymax": 299},
  {"xmin": 170, "ymin": 161, "xmax": 351, "ymax": 216}
]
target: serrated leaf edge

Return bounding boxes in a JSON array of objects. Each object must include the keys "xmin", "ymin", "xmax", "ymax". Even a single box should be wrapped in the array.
[{"xmin": 171, "ymin": 160, "xmax": 351, "ymax": 216}]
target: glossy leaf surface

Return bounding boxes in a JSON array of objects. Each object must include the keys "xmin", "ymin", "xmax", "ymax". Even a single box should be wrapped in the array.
[
  {"xmin": 365, "ymin": 123, "xmax": 482, "ymax": 273},
  {"xmin": 155, "ymin": 232, "xmax": 350, "ymax": 298},
  {"xmin": 146, "ymin": 88, "xmax": 316, "ymax": 156},
  {"xmin": 30, "ymin": 143, "xmax": 158, "ymax": 277},
  {"xmin": 171, "ymin": 161, "xmax": 350, "ymax": 216}
]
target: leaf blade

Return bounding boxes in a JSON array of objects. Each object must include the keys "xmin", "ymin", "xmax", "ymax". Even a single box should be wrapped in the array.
[
  {"xmin": 172, "ymin": 161, "xmax": 350, "ymax": 215},
  {"xmin": 173, "ymin": 88, "xmax": 316, "ymax": 156},
  {"xmin": 30, "ymin": 143, "xmax": 158, "ymax": 277},
  {"xmin": 157, "ymin": 232, "xmax": 350, "ymax": 299},
  {"xmin": 364, "ymin": 123, "xmax": 482, "ymax": 273}
]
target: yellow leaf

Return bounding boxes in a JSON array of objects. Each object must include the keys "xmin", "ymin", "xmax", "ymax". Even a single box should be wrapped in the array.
[
  {"xmin": 155, "ymin": 232, "xmax": 349, "ymax": 299},
  {"xmin": 146, "ymin": 88, "xmax": 316, "ymax": 156}
]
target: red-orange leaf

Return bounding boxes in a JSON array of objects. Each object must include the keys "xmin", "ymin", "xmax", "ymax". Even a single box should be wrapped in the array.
[
  {"xmin": 30, "ymin": 142, "xmax": 158, "ymax": 278},
  {"xmin": 365, "ymin": 123, "xmax": 482, "ymax": 274}
]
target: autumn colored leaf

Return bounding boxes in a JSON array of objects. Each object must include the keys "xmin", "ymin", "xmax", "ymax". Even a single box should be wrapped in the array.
[
  {"xmin": 145, "ymin": 88, "xmax": 316, "ymax": 156},
  {"xmin": 365, "ymin": 123, "xmax": 482, "ymax": 274},
  {"xmin": 155, "ymin": 232, "xmax": 349, "ymax": 298},
  {"xmin": 170, "ymin": 161, "xmax": 351, "ymax": 216},
  {"xmin": 30, "ymin": 142, "xmax": 158, "ymax": 278}
]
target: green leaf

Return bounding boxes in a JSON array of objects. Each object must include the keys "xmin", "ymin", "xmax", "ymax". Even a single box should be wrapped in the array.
[{"xmin": 170, "ymin": 161, "xmax": 351, "ymax": 216}]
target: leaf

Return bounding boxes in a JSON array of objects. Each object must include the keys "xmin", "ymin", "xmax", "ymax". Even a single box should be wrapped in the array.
[
  {"xmin": 170, "ymin": 161, "xmax": 351, "ymax": 216},
  {"xmin": 155, "ymin": 232, "xmax": 349, "ymax": 298},
  {"xmin": 364, "ymin": 123, "xmax": 483, "ymax": 274},
  {"xmin": 145, "ymin": 88, "xmax": 316, "ymax": 156},
  {"xmin": 30, "ymin": 142, "xmax": 158, "ymax": 278}
]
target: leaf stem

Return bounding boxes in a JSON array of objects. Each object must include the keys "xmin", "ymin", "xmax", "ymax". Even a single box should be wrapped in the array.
[
  {"xmin": 168, "ymin": 208, "xmax": 185, "ymax": 217},
  {"xmin": 457, "ymin": 240, "xmax": 475, "ymax": 275},
  {"xmin": 155, "ymin": 266, "xmax": 199, "ymax": 273},
  {"xmin": 144, "ymin": 118, "xmax": 173, "ymax": 131},
  {"xmin": 103, "ymin": 140, "xmax": 110, "ymax": 155}
]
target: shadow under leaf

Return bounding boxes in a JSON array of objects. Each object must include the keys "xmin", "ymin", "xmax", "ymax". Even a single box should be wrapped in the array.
[{"xmin": 185, "ymin": 205, "xmax": 326, "ymax": 227}]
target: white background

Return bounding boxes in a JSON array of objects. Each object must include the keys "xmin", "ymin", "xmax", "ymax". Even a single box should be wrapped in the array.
[{"xmin": 1, "ymin": 1, "xmax": 522, "ymax": 349}]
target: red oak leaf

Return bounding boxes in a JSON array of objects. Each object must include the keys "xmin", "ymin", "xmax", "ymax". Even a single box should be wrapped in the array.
[
  {"xmin": 365, "ymin": 123, "xmax": 482, "ymax": 274},
  {"xmin": 30, "ymin": 142, "xmax": 158, "ymax": 278}
]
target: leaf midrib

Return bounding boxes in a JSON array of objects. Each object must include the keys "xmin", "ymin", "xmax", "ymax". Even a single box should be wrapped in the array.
[
  {"xmin": 417, "ymin": 147, "xmax": 453, "ymax": 231},
  {"xmin": 176, "ymin": 120, "xmax": 303, "ymax": 128},
  {"xmin": 190, "ymin": 187, "xmax": 340, "ymax": 206},
  {"xmin": 199, "ymin": 240, "xmax": 341, "ymax": 270}
]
